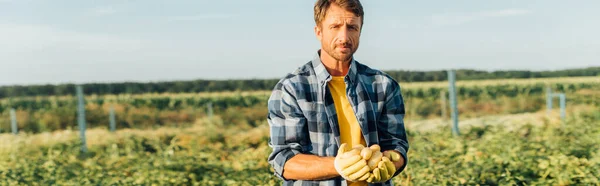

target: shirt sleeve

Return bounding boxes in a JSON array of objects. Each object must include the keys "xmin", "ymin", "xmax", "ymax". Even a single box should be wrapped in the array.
[
  {"xmin": 267, "ymin": 81, "xmax": 310, "ymax": 181},
  {"xmin": 377, "ymin": 80, "xmax": 410, "ymax": 177}
]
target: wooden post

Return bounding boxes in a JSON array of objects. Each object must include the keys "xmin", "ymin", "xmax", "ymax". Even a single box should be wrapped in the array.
[
  {"xmin": 10, "ymin": 108, "xmax": 18, "ymax": 134},
  {"xmin": 447, "ymin": 70, "xmax": 460, "ymax": 136},
  {"xmin": 76, "ymin": 85, "xmax": 88, "ymax": 153}
]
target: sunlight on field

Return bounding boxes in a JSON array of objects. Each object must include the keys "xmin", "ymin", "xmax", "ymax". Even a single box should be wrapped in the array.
[
  {"xmin": 406, "ymin": 105, "xmax": 597, "ymax": 132},
  {"xmin": 402, "ymin": 76, "xmax": 600, "ymax": 89},
  {"xmin": 0, "ymin": 106, "xmax": 598, "ymax": 185},
  {"xmin": 0, "ymin": 77, "xmax": 599, "ymax": 185}
]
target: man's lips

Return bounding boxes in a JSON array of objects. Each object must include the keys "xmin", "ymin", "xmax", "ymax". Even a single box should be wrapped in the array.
[{"xmin": 336, "ymin": 45, "xmax": 352, "ymax": 52}]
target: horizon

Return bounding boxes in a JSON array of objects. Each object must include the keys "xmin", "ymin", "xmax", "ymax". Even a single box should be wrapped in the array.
[
  {"xmin": 1, "ymin": 0, "xmax": 599, "ymax": 86},
  {"xmin": 0, "ymin": 66, "xmax": 597, "ymax": 87}
]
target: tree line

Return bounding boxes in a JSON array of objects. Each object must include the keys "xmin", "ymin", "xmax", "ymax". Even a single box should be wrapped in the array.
[{"xmin": 0, "ymin": 67, "xmax": 598, "ymax": 98}]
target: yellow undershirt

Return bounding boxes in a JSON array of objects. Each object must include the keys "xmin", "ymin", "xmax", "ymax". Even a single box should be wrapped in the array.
[{"xmin": 328, "ymin": 76, "xmax": 367, "ymax": 186}]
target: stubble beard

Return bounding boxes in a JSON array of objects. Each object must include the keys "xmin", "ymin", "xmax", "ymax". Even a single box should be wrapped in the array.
[{"xmin": 322, "ymin": 42, "xmax": 358, "ymax": 62}]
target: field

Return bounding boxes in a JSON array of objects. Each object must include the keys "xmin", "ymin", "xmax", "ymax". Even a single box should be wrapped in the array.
[{"xmin": 0, "ymin": 77, "xmax": 599, "ymax": 185}]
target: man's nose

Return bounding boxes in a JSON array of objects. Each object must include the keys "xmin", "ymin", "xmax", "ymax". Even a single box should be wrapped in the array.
[{"xmin": 337, "ymin": 26, "xmax": 350, "ymax": 43}]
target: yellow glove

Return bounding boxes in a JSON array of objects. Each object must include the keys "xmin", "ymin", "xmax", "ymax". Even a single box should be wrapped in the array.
[
  {"xmin": 367, "ymin": 150, "xmax": 383, "ymax": 170},
  {"xmin": 365, "ymin": 146, "xmax": 399, "ymax": 183},
  {"xmin": 383, "ymin": 150, "xmax": 402, "ymax": 162},
  {"xmin": 367, "ymin": 157, "xmax": 396, "ymax": 183},
  {"xmin": 334, "ymin": 144, "xmax": 371, "ymax": 182},
  {"xmin": 365, "ymin": 144, "xmax": 383, "ymax": 183}
]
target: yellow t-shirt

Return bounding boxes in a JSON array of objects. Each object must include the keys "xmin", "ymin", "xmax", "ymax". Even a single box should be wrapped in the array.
[{"xmin": 328, "ymin": 76, "xmax": 367, "ymax": 186}]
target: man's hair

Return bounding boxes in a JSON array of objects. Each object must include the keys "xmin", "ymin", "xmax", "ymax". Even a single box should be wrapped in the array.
[{"xmin": 314, "ymin": 0, "xmax": 364, "ymax": 28}]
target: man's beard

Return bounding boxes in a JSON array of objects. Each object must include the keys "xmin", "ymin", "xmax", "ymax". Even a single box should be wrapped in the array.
[{"xmin": 323, "ymin": 42, "xmax": 358, "ymax": 62}]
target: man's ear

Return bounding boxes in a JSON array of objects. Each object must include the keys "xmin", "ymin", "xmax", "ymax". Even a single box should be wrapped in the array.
[{"xmin": 314, "ymin": 25, "xmax": 322, "ymax": 42}]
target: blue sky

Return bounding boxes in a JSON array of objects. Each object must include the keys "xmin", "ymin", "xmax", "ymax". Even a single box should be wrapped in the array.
[{"xmin": 1, "ymin": 0, "xmax": 598, "ymax": 85}]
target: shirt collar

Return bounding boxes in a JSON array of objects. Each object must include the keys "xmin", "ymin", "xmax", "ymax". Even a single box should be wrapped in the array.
[{"xmin": 312, "ymin": 50, "xmax": 359, "ymax": 85}]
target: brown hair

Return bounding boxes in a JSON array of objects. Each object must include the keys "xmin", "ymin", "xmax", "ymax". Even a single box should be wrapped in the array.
[{"xmin": 314, "ymin": 0, "xmax": 364, "ymax": 28}]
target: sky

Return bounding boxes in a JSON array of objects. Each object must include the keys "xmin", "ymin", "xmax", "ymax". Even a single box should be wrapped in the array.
[{"xmin": 0, "ymin": 0, "xmax": 599, "ymax": 86}]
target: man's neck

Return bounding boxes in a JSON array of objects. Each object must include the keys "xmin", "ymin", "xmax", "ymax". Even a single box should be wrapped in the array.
[{"xmin": 320, "ymin": 50, "xmax": 351, "ymax": 77}]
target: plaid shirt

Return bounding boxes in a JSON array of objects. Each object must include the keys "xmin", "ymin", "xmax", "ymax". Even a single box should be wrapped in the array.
[{"xmin": 267, "ymin": 51, "xmax": 409, "ymax": 186}]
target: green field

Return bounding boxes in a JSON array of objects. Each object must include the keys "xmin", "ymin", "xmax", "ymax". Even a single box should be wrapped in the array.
[
  {"xmin": 0, "ymin": 77, "xmax": 599, "ymax": 185},
  {"xmin": 1, "ymin": 76, "xmax": 598, "ymax": 133}
]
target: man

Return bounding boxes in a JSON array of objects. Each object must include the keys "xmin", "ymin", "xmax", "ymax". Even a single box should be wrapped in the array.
[{"xmin": 267, "ymin": 0, "xmax": 409, "ymax": 185}]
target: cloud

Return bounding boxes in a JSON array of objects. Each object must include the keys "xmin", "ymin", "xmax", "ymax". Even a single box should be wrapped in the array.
[
  {"xmin": 431, "ymin": 9, "xmax": 531, "ymax": 26},
  {"xmin": 484, "ymin": 9, "xmax": 531, "ymax": 17},
  {"xmin": 165, "ymin": 14, "xmax": 236, "ymax": 21},
  {"xmin": 0, "ymin": 23, "xmax": 148, "ymax": 55},
  {"xmin": 87, "ymin": 6, "xmax": 117, "ymax": 16},
  {"xmin": 0, "ymin": 23, "xmax": 162, "ymax": 85}
]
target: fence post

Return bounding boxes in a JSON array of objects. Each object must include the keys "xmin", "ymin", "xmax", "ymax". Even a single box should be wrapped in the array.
[
  {"xmin": 206, "ymin": 102, "xmax": 213, "ymax": 118},
  {"xmin": 109, "ymin": 106, "xmax": 116, "ymax": 132},
  {"xmin": 546, "ymin": 85, "xmax": 552, "ymax": 115},
  {"xmin": 440, "ymin": 91, "xmax": 447, "ymax": 119},
  {"xmin": 559, "ymin": 94, "xmax": 566, "ymax": 126},
  {"xmin": 447, "ymin": 70, "xmax": 460, "ymax": 136},
  {"xmin": 10, "ymin": 108, "xmax": 18, "ymax": 134},
  {"xmin": 76, "ymin": 85, "xmax": 88, "ymax": 153}
]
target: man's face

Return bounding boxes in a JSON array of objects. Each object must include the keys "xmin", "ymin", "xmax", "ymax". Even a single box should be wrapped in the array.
[{"xmin": 315, "ymin": 4, "xmax": 362, "ymax": 62}]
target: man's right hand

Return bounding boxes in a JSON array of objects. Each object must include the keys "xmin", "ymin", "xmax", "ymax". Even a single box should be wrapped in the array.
[{"xmin": 334, "ymin": 144, "xmax": 371, "ymax": 182}]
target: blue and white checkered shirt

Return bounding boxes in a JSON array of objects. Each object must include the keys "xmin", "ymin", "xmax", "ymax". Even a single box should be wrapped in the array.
[{"xmin": 267, "ymin": 50, "xmax": 409, "ymax": 186}]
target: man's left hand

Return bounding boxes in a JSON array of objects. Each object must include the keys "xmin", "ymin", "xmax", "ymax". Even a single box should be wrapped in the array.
[
  {"xmin": 383, "ymin": 150, "xmax": 404, "ymax": 170},
  {"xmin": 366, "ymin": 150, "xmax": 404, "ymax": 183}
]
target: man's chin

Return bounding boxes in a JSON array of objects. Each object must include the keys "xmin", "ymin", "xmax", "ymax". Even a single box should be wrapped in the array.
[
  {"xmin": 335, "ymin": 54, "xmax": 353, "ymax": 62},
  {"xmin": 323, "ymin": 49, "xmax": 353, "ymax": 62}
]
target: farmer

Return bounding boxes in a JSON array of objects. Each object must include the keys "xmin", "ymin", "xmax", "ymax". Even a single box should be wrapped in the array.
[{"xmin": 267, "ymin": 0, "xmax": 409, "ymax": 185}]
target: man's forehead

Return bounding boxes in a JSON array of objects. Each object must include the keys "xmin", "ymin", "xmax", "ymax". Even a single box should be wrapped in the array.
[
  {"xmin": 326, "ymin": 14, "xmax": 360, "ymax": 22},
  {"xmin": 328, "ymin": 13, "xmax": 359, "ymax": 19}
]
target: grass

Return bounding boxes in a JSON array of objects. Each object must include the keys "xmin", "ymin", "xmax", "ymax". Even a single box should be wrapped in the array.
[{"xmin": 1, "ymin": 106, "xmax": 598, "ymax": 185}]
